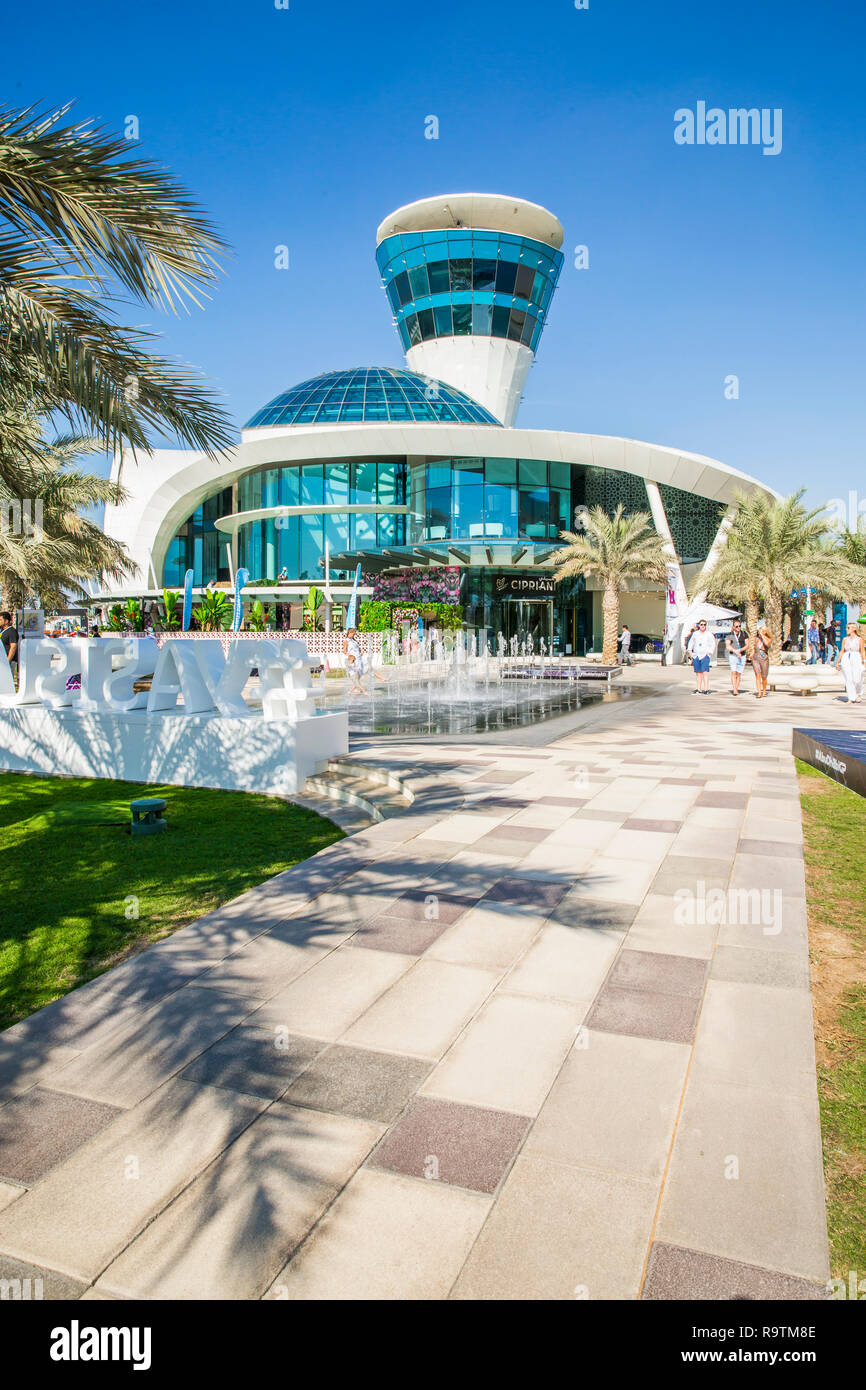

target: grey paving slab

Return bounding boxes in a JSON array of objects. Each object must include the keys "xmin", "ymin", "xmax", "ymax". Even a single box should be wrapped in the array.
[
  {"xmin": 47, "ymin": 987, "xmax": 257, "ymax": 1107},
  {"xmin": 97, "ymin": 1107, "xmax": 382, "ymax": 1300},
  {"xmin": 283, "ymin": 1044, "xmax": 431, "ymax": 1124},
  {"xmin": 193, "ymin": 937, "xmax": 329, "ymax": 998},
  {"xmin": 370, "ymin": 1096, "xmax": 530, "ymax": 1194},
  {"xmin": 0, "ymin": 1182, "xmax": 24, "ymax": 1214},
  {"xmin": 387, "ymin": 888, "xmax": 481, "ymax": 923},
  {"xmin": 650, "ymin": 855, "xmax": 731, "ymax": 896},
  {"xmin": 482, "ymin": 877, "xmax": 572, "ymax": 911},
  {"xmin": 710, "ymin": 944, "xmax": 810, "ymax": 991},
  {"xmin": 451, "ymin": 1155, "xmax": 657, "ymax": 1300},
  {"xmin": 585, "ymin": 984, "xmax": 702, "ymax": 1045},
  {"xmin": 641, "ymin": 1242, "xmax": 828, "ymax": 1300},
  {"xmin": 351, "ymin": 913, "xmax": 453, "ymax": 955},
  {"xmin": 605, "ymin": 949, "xmax": 708, "ymax": 1000},
  {"xmin": 738, "ymin": 837, "xmax": 804, "ymax": 859},
  {"xmin": 180, "ymin": 1026, "xmax": 324, "ymax": 1099},
  {"xmin": 548, "ymin": 893, "xmax": 637, "ymax": 933},
  {"xmin": 0, "ymin": 1088, "xmax": 123, "ymax": 1186},
  {"xmin": 0, "ymin": 1043, "xmax": 83, "ymax": 1106},
  {"xmin": 695, "ymin": 791, "xmax": 749, "ymax": 809},
  {"xmin": 525, "ymin": 1030, "xmax": 689, "ymax": 1183},
  {"xmin": 0, "ymin": 1253, "xmax": 86, "ymax": 1300},
  {"xmin": 0, "ymin": 1078, "xmax": 267, "ymax": 1281},
  {"xmin": 690, "ymin": 980, "xmax": 818, "ymax": 1097},
  {"xmin": 656, "ymin": 1077, "xmax": 829, "ymax": 1282},
  {"xmin": 623, "ymin": 818, "xmax": 683, "ymax": 833},
  {"xmin": 268, "ymin": 1168, "xmax": 490, "ymax": 1300}
]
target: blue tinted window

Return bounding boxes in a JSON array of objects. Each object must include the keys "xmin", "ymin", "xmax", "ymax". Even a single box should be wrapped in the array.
[
  {"xmin": 433, "ymin": 303, "xmax": 452, "ymax": 335},
  {"xmin": 514, "ymin": 263, "xmax": 535, "ymax": 300},
  {"xmin": 453, "ymin": 304, "xmax": 472, "ymax": 334},
  {"xmin": 508, "ymin": 308, "xmax": 526, "ymax": 342},
  {"xmin": 408, "ymin": 265, "xmax": 429, "ymax": 299},
  {"xmin": 427, "ymin": 260, "xmax": 450, "ymax": 295},
  {"xmin": 473, "ymin": 259, "xmax": 497, "ymax": 292},
  {"xmin": 495, "ymin": 260, "xmax": 517, "ymax": 295},
  {"xmin": 472, "ymin": 302, "xmax": 493, "ymax": 335},
  {"xmin": 492, "ymin": 304, "xmax": 511, "ymax": 337},
  {"xmin": 450, "ymin": 259, "xmax": 472, "ymax": 292},
  {"xmin": 394, "ymin": 271, "xmax": 412, "ymax": 306}
]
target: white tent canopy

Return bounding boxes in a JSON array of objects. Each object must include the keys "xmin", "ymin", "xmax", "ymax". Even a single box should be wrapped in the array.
[{"xmin": 678, "ymin": 601, "xmax": 741, "ymax": 630}]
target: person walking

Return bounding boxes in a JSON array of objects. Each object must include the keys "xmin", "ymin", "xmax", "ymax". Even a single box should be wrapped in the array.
[
  {"xmin": 750, "ymin": 623, "xmax": 771, "ymax": 698},
  {"xmin": 836, "ymin": 624, "xmax": 865, "ymax": 704},
  {"xmin": 619, "ymin": 624, "xmax": 634, "ymax": 666},
  {"xmin": 687, "ymin": 619, "xmax": 715, "ymax": 695},
  {"xmin": 343, "ymin": 627, "xmax": 387, "ymax": 696},
  {"xmin": 0, "ymin": 611, "xmax": 19, "ymax": 683},
  {"xmin": 824, "ymin": 621, "xmax": 838, "ymax": 666},
  {"xmin": 725, "ymin": 618, "xmax": 747, "ymax": 695},
  {"xmin": 806, "ymin": 617, "xmax": 821, "ymax": 665}
]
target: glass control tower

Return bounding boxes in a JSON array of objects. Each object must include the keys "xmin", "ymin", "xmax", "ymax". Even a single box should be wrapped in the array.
[{"xmin": 376, "ymin": 193, "xmax": 564, "ymax": 426}]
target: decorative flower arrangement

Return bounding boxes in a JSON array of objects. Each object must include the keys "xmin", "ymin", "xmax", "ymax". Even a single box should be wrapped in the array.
[{"xmin": 371, "ymin": 566, "xmax": 461, "ymax": 604}]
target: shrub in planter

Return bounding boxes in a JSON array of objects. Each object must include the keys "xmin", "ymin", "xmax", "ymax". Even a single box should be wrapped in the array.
[{"xmin": 358, "ymin": 600, "xmax": 392, "ymax": 632}]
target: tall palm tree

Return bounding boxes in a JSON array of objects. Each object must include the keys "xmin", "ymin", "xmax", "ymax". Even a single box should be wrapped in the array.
[
  {"xmin": 707, "ymin": 490, "xmax": 866, "ymax": 662},
  {"xmin": 0, "ymin": 428, "xmax": 135, "ymax": 609},
  {"xmin": 835, "ymin": 527, "xmax": 866, "ymax": 599},
  {"xmin": 551, "ymin": 504, "xmax": 669, "ymax": 663},
  {"xmin": 0, "ymin": 103, "xmax": 234, "ymax": 479}
]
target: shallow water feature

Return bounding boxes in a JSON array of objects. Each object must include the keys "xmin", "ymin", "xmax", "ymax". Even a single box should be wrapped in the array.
[{"xmin": 321, "ymin": 676, "xmax": 636, "ymax": 737}]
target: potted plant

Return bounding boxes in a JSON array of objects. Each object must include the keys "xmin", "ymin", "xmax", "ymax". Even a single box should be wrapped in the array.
[
  {"xmin": 193, "ymin": 589, "xmax": 232, "ymax": 631},
  {"xmin": 246, "ymin": 599, "xmax": 266, "ymax": 632},
  {"xmin": 159, "ymin": 589, "xmax": 182, "ymax": 630},
  {"xmin": 303, "ymin": 584, "xmax": 324, "ymax": 631}
]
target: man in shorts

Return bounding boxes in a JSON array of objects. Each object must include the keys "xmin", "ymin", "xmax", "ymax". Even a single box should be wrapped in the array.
[
  {"xmin": 726, "ymin": 617, "xmax": 747, "ymax": 696},
  {"xmin": 687, "ymin": 619, "xmax": 715, "ymax": 695}
]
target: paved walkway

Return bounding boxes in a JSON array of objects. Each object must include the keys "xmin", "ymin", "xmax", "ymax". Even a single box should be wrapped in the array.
[{"xmin": 0, "ymin": 666, "xmax": 856, "ymax": 1300}]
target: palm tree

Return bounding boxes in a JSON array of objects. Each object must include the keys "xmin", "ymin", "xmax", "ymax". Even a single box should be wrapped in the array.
[
  {"xmin": 0, "ymin": 428, "xmax": 135, "ymax": 609},
  {"xmin": 551, "ymin": 504, "xmax": 669, "ymax": 663},
  {"xmin": 0, "ymin": 103, "xmax": 234, "ymax": 478},
  {"xmin": 707, "ymin": 490, "xmax": 866, "ymax": 662},
  {"xmin": 835, "ymin": 528, "xmax": 866, "ymax": 600}
]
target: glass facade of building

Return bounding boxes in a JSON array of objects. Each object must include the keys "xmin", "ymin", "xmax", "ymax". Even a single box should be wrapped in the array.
[
  {"xmin": 164, "ymin": 459, "xmax": 722, "ymax": 588},
  {"xmin": 375, "ymin": 230, "xmax": 563, "ymax": 354},
  {"xmin": 163, "ymin": 487, "xmax": 233, "ymax": 588},
  {"xmin": 245, "ymin": 367, "xmax": 500, "ymax": 429},
  {"xmin": 161, "ymin": 458, "xmax": 722, "ymax": 653}
]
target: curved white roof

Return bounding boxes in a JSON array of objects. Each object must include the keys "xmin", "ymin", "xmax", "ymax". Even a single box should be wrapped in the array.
[
  {"xmin": 103, "ymin": 422, "xmax": 778, "ymax": 594},
  {"xmin": 376, "ymin": 193, "xmax": 564, "ymax": 249}
]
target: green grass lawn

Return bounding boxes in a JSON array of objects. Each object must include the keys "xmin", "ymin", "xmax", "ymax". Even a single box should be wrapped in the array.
[
  {"xmin": 798, "ymin": 760, "xmax": 866, "ymax": 1280},
  {"xmin": 0, "ymin": 774, "xmax": 344, "ymax": 1030}
]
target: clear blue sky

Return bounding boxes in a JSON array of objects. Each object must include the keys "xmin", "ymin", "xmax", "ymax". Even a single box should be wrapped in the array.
[{"xmin": 5, "ymin": 0, "xmax": 865, "ymax": 512}]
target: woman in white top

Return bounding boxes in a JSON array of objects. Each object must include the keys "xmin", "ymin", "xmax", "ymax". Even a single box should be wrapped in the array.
[
  {"xmin": 836, "ymin": 624, "xmax": 865, "ymax": 703},
  {"xmin": 343, "ymin": 628, "xmax": 387, "ymax": 696}
]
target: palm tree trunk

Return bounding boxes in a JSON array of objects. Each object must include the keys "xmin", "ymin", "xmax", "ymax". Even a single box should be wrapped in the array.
[
  {"xmin": 765, "ymin": 588, "xmax": 783, "ymax": 664},
  {"xmin": 745, "ymin": 591, "xmax": 759, "ymax": 643},
  {"xmin": 602, "ymin": 583, "xmax": 620, "ymax": 665}
]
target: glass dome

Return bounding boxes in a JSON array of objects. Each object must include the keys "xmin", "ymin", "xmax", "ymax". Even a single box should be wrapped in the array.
[{"xmin": 244, "ymin": 367, "xmax": 501, "ymax": 428}]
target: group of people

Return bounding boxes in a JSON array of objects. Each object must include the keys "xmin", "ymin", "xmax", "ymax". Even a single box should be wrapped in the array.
[
  {"xmin": 684, "ymin": 615, "xmax": 865, "ymax": 704},
  {"xmin": 804, "ymin": 617, "xmax": 838, "ymax": 665}
]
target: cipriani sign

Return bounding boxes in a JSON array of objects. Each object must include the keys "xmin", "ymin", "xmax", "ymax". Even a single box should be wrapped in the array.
[{"xmin": 0, "ymin": 636, "xmax": 316, "ymax": 722}]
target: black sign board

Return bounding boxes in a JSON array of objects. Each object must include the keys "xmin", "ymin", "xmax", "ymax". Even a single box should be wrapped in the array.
[
  {"xmin": 792, "ymin": 727, "xmax": 866, "ymax": 800},
  {"xmin": 493, "ymin": 574, "xmax": 557, "ymax": 598}
]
